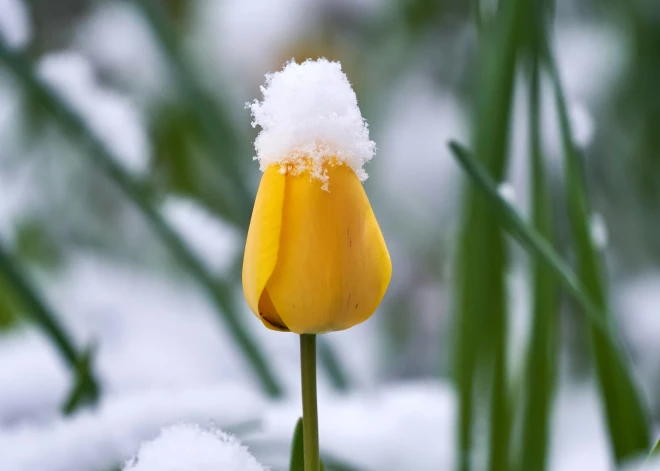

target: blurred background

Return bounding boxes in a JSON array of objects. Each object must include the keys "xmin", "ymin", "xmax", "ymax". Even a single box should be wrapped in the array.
[{"xmin": 0, "ymin": 0, "xmax": 658, "ymax": 470}]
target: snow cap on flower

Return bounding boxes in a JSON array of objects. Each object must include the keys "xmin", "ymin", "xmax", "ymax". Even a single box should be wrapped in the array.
[
  {"xmin": 248, "ymin": 58, "xmax": 375, "ymax": 182},
  {"xmin": 124, "ymin": 424, "xmax": 266, "ymax": 471}
]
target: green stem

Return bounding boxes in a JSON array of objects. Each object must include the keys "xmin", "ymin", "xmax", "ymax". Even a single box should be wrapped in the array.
[{"xmin": 300, "ymin": 334, "xmax": 320, "ymax": 471}]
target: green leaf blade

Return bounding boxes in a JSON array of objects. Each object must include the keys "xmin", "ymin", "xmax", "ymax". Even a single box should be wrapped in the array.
[
  {"xmin": 651, "ymin": 439, "xmax": 660, "ymax": 457},
  {"xmin": 289, "ymin": 418, "xmax": 305, "ymax": 471},
  {"xmin": 518, "ymin": 49, "xmax": 558, "ymax": 471},
  {"xmin": 453, "ymin": 1, "xmax": 527, "ymax": 469},
  {"xmin": 546, "ymin": 48, "xmax": 651, "ymax": 462},
  {"xmin": 448, "ymin": 140, "xmax": 651, "ymax": 465}
]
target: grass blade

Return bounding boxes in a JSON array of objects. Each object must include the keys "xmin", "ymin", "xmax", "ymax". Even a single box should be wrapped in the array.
[
  {"xmin": 652, "ymin": 440, "xmax": 660, "ymax": 457},
  {"xmin": 450, "ymin": 141, "xmax": 608, "ymax": 331},
  {"xmin": 289, "ymin": 418, "xmax": 304, "ymax": 471},
  {"xmin": 454, "ymin": 1, "xmax": 525, "ymax": 470},
  {"xmin": 518, "ymin": 49, "xmax": 558, "ymax": 471},
  {"xmin": 0, "ymin": 37, "xmax": 283, "ymax": 398},
  {"xmin": 642, "ymin": 439, "xmax": 660, "ymax": 470},
  {"xmin": 0, "ymin": 239, "xmax": 100, "ymax": 412},
  {"xmin": 544, "ymin": 46, "xmax": 651, "ymax": 462},
  {"xmin": 449, "ymin": 140, "xmax": 652, "ymax": 460},
  {"xmin": 0, "ymin": 272, "xmax": 19, "ymax": 328}
]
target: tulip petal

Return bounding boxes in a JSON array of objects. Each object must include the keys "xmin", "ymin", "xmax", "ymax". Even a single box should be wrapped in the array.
[
  {"xmin": 266, "ymin": 164, "xmax": 392, "ymax": 334},
  {"xmin": 242, "ymin": 166, "xmax": 287, "ymax": 329},
  {"xmin": 257, "ymin": 288, "xmax": 289, "ymax": 331}
]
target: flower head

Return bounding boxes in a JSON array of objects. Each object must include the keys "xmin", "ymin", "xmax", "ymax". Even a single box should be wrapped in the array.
[{"xmin": 242, "ymin": 59, "xmax": 391, "ymax": 334}]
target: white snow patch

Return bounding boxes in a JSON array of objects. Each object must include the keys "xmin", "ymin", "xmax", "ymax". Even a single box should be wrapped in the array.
[
  {"xmin": 124, "ymin": 424, "xmax": 266, "ymax": 471},
  {"xmin": 589, "ymin": 212, "xmax": 608, "ymax": 250},
  {"xmin": 162, "ymin": 197, "xmax": 240, "ymax": 276},
  {"xmin": 37, "ymin": 52, "xmax": 151, "ymax": 175},
  {"xmin": 74, "ymin": 2, "xmax": 169, "ymax": 100},
  {"xmin": 45, "ymin": 253, "xmax": 254, "ymax": 393},
  {"xmin": 617, "ymin": 274, "xmax": 660, "ymax": 359},
  {"xmin": 554, "ymin": 23, "xmax": 628, "ymax": 105},
  {"xmin": 255, "ymin": 381, "xmax": 456, "ymax": 470},
  {"xmin": 0, "ymin": 0, "xmax": 31, "ymax": 50},
  {"xmin": 0, "ymin": 385, "xmax": 265, "ymax": 471},
  {"xmin": 249, "ymin": 58, "xmax": 375, "ymax": 183},
  {"xmin": 0, "ymin": 330, "xmax": 70, "ymax": 424},
  {"xmin": 497, "ymin": 182, "xmax": 516, "ymax": 205},
  {"xmin": 569, "ymin": 102, "xmax": 595, "ymax": 150},
  {"xmin": 616, "ymin": 273, "xmax": 660, "ymax": 412},
  {"xmin": 551, "ymin": 384, "xmax": 611, "ymax": 471},
  {"xmin": 0, "ymin": 250, "xmax": 309, "ymax": 421}
]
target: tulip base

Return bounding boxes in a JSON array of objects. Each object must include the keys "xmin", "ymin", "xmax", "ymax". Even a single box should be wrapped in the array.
[{"xmin": 300, "ymin": 334, "xmax": 320, "ymax": 471}]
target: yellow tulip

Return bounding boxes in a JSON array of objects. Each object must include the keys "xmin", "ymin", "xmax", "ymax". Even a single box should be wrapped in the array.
[{"xmin": 242, "ymin": 159, "xmax": 392, "ymax": 334}]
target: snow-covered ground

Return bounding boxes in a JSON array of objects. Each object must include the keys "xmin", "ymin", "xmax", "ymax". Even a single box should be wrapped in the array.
[
  {"xmin": 0, "ymin": 248, "xmax": 634, "ymax": 471},
  {"xmin": 125, "ymin": 424, "xmax": 268, "ymax": 471}
]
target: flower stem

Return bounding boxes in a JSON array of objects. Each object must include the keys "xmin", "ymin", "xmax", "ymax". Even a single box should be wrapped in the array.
[{"xmin": 300, "ymin": 334, "xmax": 320, "ymax": 471}]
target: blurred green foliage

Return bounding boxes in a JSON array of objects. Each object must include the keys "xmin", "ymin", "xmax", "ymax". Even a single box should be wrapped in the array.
[
  {"xmin": 548, "ymin": 38, "xmax": 651, "ymax": 463},
  {"xmin": 15, "ymin": 220, "xmax": 64, "ymax": 269},
  {"xmin": 518, "ymin": 16, "xmax": 558, "ymax": 471},
  {"xmin": 0, "ymin": 274, "xmax": 19, "ymax": 329},
  {"xmin": 0, "ymin": 238, "xmax": 100, "ymax": 411},
  {"xmin": 453, "ymin": 0, "xmax": 652, "ymax": 470},
  {"xmin": 453, "ymin": 1, "xmax": 522, "ymax": 470}
]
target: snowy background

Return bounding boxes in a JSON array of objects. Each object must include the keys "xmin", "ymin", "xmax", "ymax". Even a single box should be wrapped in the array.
[{"xmin": 0, "ymin": 0, "xmax": 659, "ymax": 470}]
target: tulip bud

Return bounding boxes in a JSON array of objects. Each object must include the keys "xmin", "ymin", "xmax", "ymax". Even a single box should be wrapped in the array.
[{"xmin": 242, "ymin": 59, "xmax": 391, "ymax": 334}]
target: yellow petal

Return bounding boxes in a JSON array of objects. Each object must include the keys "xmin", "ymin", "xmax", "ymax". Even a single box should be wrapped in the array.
[
  {"xmin": 265, "ymin": 163, "xmax": 392, "ymax": 334},
  {"xmin": 258, "ymin": 288, "xmax": 289, "ymax": 332},
  {"xmin": 242, "ymin": 166, "xmax": 289, "ymax": 331}
]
